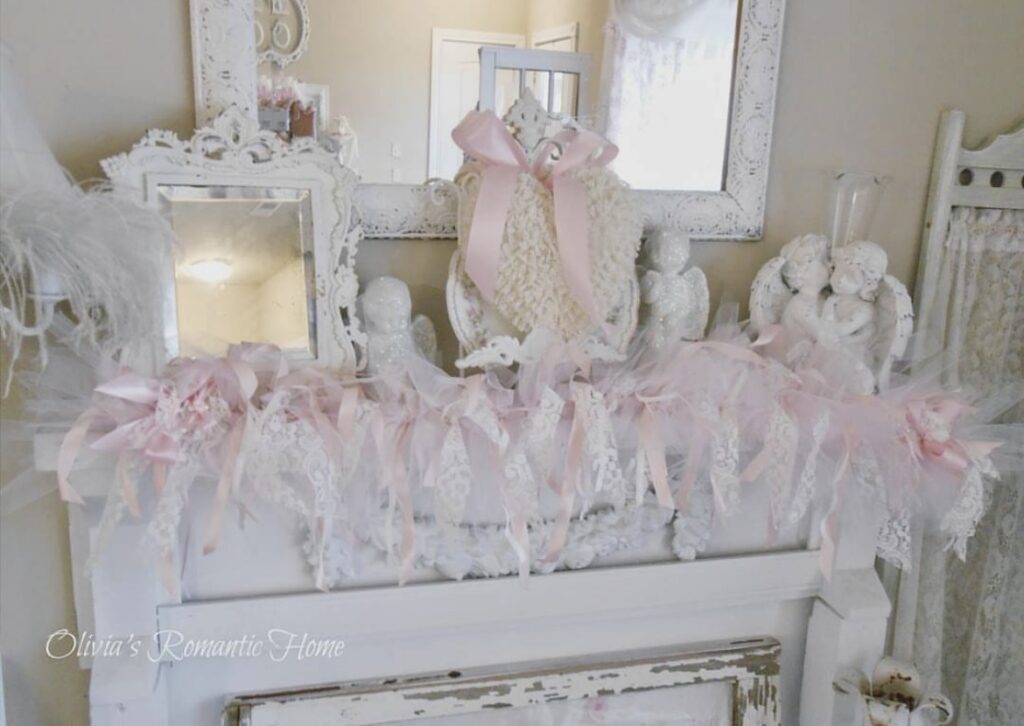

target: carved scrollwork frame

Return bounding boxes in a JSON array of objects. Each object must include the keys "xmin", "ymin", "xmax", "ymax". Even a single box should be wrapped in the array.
[
  {"xmin": 101, "ymin": 106, "xmax": 365, "ymax": 371},
  {"xmin": 188, "ymin": 0, "xmax": 786, "ymax": 240},
  {"xmin": 254, "ymin": 0, "xmax": 310, "ymax": 67}
]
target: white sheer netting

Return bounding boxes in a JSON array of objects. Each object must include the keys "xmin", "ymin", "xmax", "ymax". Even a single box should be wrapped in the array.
[
  {"xmin": 599, "ymin": 0, "xmax": 738, "ymax": 190},
  {"xmin": 911, "ymin": 207, "xmax": 1023, "ymax": 725}
]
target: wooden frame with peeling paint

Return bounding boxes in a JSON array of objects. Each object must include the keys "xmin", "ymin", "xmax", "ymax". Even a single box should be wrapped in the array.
[{"xmin": 222, "ymin": 637, "xmax": 781, "ymax": 725}]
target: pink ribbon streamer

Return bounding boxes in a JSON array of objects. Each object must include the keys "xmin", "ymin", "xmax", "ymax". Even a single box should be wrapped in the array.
[
  {"xmin": 451, "ymin": 110, "xmax": 617, "ymax": 325},
  {"xmin": 819, "ymin": 431, "xmax": 857, "ymax": 579},
  {"xmin": 636, "ymin": 398, "xmax": 674, "ymax": 510}
]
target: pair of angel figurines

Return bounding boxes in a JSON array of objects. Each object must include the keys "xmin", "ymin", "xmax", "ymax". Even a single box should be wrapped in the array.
[{"xmin": 750, "ymin": 234, "xmax": 913, "ymax": 392}]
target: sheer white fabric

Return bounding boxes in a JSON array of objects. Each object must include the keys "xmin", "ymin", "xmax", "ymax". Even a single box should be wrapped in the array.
[
  {"xmin": 599, "ymin": 0, "xmax": 738, "ymax": 190},
  {"xmin": 909, "ymin": 207, "xmax": 1023, "ymax": 725}
]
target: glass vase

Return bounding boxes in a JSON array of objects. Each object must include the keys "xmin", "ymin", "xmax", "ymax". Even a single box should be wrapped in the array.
[{"xmin": 827, "ymin": 171, "xmax": 890, "ymax": 250}]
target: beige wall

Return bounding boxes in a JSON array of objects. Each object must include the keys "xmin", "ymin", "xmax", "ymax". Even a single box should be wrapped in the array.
[
  {"xmin": 526, "ymin": 0, "xmax": 609, "ymax": 114},
  {"xmin": 1, "ymin": 0, "xmax": 1023, "ymax": 724},
  {"xmin": 278, "ymin": 0, "xmax": 529, "ymax": 183}
]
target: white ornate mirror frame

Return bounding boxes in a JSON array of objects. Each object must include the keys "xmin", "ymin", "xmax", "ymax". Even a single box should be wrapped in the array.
[
  {"xmin": 188, "ymin": 0, "xmax": 786, "ymax": 240},
  {"xmin": 101, "ymin": 105, "xmax": 364, "ymax": 370}
]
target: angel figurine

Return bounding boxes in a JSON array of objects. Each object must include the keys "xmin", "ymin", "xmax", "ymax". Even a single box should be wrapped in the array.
[
  {"xmin": 827, "ymin": 240, "xmax": 914, "ymax": 390},
  {"xmin": 749, "ymin": 234, "xmax": 913, "ymax": 392},
  {"xmin": 362, "ymin": 276, "xmax": 440, "ymax": 375},
  {"xmin": 750, "ymin": 233, "xmax": 833, "ymax": 343},
  {"xmin": 823, "ymin": 241, "xmax": 888, "ymax": 360},
  {"xmin": 640, "ymin": 230, "xmax": 710, "ymax": 348}
]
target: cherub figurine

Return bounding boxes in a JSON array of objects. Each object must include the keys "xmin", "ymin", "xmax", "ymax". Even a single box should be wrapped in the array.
[
  {"xmin": 750, "ymin": 234, "xmax": 914, "ymax": 392},
  {"xmin": 362, "ymin": 276, "xmax": 440, "ymax": 375},
  {"xmin": 763, "ymin": 233, "xmax": 833, "ymax": 343},
  {"xmin": 640, "ymin": 230, "xmax": 709, "ymax": 348},
  {"xmin": 822, "ymin": 240, "xmax": 888, "ymax": 360}
]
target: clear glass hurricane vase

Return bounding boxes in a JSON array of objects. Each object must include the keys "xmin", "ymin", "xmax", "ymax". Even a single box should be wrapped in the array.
[{"xmin": 827, "ymin": 171, "xmax": 890, "ymax": 250}]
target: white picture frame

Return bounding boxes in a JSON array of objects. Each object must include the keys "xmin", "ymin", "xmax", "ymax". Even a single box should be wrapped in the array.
[{"xmin": 223, "ymin": 637, "xmax": 782, "ymax": 725}]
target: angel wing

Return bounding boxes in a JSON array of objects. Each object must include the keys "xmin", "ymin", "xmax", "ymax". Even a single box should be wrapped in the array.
[
  {"xmin": 749, "ymin": 256, "xmax": 791, "ymax": 335},
  {"xmin": 679, "ymin": 267, "xmax": 710, "ymax": 340},
  {"xmin": 411, "ymin": 314, "xmax": 440, "ymax": 367},
  {"xmin": 872, "ymin": 274, "xmax": 914, "ymax": 390}
]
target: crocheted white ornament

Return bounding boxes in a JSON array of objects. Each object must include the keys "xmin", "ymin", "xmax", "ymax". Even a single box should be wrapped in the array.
[{"xmin": 457, "ymin": 162, "xmax": 642, "ymax": 342}]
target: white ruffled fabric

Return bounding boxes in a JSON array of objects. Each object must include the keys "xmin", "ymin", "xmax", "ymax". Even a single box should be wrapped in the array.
[{"xmin": 456, "ymin": 163, "xmax": 641, "ymax": 341}]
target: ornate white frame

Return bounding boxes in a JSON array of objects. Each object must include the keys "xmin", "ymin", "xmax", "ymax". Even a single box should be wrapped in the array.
[
  {"xmin": 101, "ymin": 106, "xmax": 364, "ymax": 370},
  {"xmin": 188, "ymin": 0, "xmax": 786, "ymax": 239},
  {"xmin": 254, "ymin": 0, "xmax": 310, "ymax": 67}
]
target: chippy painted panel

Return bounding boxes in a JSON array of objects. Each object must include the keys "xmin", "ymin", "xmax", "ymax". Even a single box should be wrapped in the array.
[{"xmin": 225, "ymin": 637, "xmax": 781, "ymax": 726}]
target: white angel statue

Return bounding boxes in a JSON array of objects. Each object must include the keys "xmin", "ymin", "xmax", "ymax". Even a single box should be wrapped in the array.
[
  {"xmin": 362, "ymin": 276, "xmax": 440, "ymax": 375},
  {"xmin": 749, "ymin": 235, "xmax": 913, "ymax": 391},
  {"xmin": 824, "ymin": 240, "xmax": 913, "ymax": 389},
  {"xmin": 750, "ymin": 234, "xmax": 833, "ymax": 342},
  {"xmin": 640, "ymin": 230, "xmax": 709, "ymax": 347}
]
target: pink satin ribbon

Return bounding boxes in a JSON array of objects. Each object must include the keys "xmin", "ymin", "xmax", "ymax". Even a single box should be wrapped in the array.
[
  {"xmin": 636, "ymin": 395, "xmax": 676, "ymax": 510},
  {"xmin": 451, "ymin": 110, "xmax": 618, "ymax": 326},
  {"xmin": 905, "ymin": 397, "xmax": 1001, "ymax": 472},
  {"xmin": 819, "ymin": 431, "xmax": 856, "ymax": 579}
]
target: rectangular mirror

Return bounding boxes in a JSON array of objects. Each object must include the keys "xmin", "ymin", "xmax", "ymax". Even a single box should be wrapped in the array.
[
  {"xmin": 159, "ymin": 184, "xmax": 317, "ymax": 358},
  {"xmin": 193, "ymin": 0, "xmax": 784, "ymax": 240},
  {"xmin": 256, "ymin": 0, "xmax": 740, "ymax": 191},
  {"xmin": 102, "ymin": 108, "xmax": 363, "ymax": 371}
]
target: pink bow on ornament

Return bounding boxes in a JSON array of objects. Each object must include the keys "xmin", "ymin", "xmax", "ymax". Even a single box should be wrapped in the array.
[
  {"xmin": 905, "ymin": 395, "xmax": 1001, "ymax": 472},
  {"xmin": 451, "ymin": 110, "xmax": 618, "ymax": 327}
]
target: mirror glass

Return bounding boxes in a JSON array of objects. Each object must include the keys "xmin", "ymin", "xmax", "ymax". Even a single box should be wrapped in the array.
[
  {"xmin": 256, "ymin": 0, "xmax": 740, "ymax": 191},
  {"xmin": 159, "ymin": 185, "xmax": 317, "ymax": 358}
]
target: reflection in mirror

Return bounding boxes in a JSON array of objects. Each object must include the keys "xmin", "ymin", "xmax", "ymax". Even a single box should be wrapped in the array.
[
  {"xmin": 255, "ymin": 0, "xmax": 740, "ymax": 192},
  {"xmin": 159, "ymin": 185, "xmax": 317, "ymax": 358}
]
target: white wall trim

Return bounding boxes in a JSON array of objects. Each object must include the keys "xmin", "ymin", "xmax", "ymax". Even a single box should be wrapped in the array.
[{"xmin": 530, "ymin": 21, "xmax": 579, "ymax": 50}]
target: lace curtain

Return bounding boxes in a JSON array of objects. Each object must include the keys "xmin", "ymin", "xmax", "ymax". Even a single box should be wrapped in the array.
[
  {"xmin": 905, "ymin": 207, "xmax": 1024, "ymax": 725},
  {"xmin": 598, "ymin": 0, "xmax": 737, "ymax": 190}
]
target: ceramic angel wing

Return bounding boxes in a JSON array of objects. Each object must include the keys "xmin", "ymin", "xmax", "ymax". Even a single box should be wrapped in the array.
[
  {"xmin": 411, "ymin": 314, "xmax": 441, "ymax": 367},
  {"xmin": 872, "ymin": 274, "xmax": 914, "ymax": 390},
  {"xmin": 679, "ymin": 267, "xmax": 710, "ymax": 340},
  {"xmin": 749, "ymin": 256, "xmax": 791, "ymax": 335}
]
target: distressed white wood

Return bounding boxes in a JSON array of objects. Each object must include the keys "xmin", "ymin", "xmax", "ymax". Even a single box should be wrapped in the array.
[
  {"xmin": 189, "ymin": 0, "xmax": 258, "ymax": 127},
  {"xmin": 188, "ymin": 0, "xmax": 787, "ymax": 240},
  {"xmin": 100, "ymin": 106, "xmax": 364, "ymax": 371},
  {"xmin": 224, "ymin": 637, "xmax": 781, "ymax": 725},
  {"xmin": 913, "ymin": 109, "xmax": 1024, "ymax": 354}
]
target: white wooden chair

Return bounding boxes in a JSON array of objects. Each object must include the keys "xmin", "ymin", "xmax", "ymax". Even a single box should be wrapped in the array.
[
  {"xmin": 478, "ymin": 45, "xmax": 592, "ymax": 123},
  {"xmin": 890, "ymin": 108, "xmax": 1024, "ymax": 663}
]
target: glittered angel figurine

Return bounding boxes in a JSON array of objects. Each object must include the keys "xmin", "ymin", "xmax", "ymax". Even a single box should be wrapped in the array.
[
  {"xmin": 640, "ymin": 230, "xmax": 709, "ymax": 348},
  {"xmin": 362, "ymin": 276, "xmax": 440, "ymax": 375}
]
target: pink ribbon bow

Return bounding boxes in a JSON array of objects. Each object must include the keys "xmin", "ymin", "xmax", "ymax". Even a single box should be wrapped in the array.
[
  {"xmin": 451, "ymin": 110, "xmax": 618, "ymax": 327},
  {"xmin": 905, "ymin": 396, "xmax": 1001, "ymax": 472}
]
